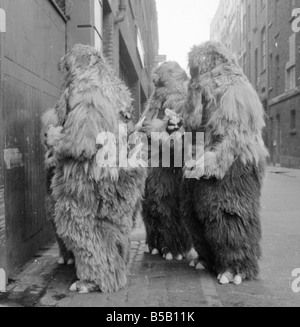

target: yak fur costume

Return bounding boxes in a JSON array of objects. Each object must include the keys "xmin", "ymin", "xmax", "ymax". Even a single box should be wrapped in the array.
[
  {"xmin": 141, "ymin": 61, "xmax": 193, "ymax": 261},
  {"xmin": 181, "ymin": 42, "xmax": 269, "ymax": 285},
  {"xmin": 44, "ymin": 44, "xmax": 146, "ymax": 293}
]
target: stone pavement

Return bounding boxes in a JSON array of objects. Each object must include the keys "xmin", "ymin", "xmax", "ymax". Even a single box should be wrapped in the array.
[{"xmin": 0, "ymin": 216, "xmax": 217, "ymax": 308}]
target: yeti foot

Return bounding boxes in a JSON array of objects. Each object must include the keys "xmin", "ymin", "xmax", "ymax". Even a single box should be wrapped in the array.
[
  {"xmin": 189, "ymin": 259, "xmax": 196, "ymax": 267},
  {"xmin": 162, "ymin": 252, "xmax": 184, "ymax": 261},
  {"xmin": 58, "ymin": 257, "xmax": 65, "ymax": 265},
  {"xmin": 217, "ymin": 272, "xmax": 243, "ymax": 286},
  {"xmin": 58, "ymin": 256, "xmax": 74, "ymax": 266},
  {"xmin": 189, "ymin": 259, "xmax": 205, "ymax": 270},
  {"xmin": 195, "ymin": 262, "xmax": 205, "ymax": 270},
  {"xmin": 187, "ymin": 248, "xmax": 198, "ymax": 261},
  {"xmin": 70, "ymin": 281, "xmax": 100, "ymax": 294},
  {"xmin": 151, "ymin": 248, "xmax": 159, "ymax": 255},
  {"xmin": 165, "ymin": 253, "xmax": 173, "ymax": 261},
  {"xmin": 67, "ymin": 258, "xmax": 75, "ymax": 265}
]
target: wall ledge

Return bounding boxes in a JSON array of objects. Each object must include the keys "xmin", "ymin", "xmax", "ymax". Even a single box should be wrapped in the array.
[{"xmin": 269, "ymin": 87, "xmax": 300, "ymax": 106}]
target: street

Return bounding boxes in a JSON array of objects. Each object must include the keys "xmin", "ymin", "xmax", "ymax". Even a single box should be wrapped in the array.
[{"xmin": 0, "ymin": 166, "xmax": 300, "ymax": 307}]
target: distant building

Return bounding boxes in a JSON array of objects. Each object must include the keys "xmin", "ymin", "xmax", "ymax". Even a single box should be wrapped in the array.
[
  {"xmin": 210, "ymin": 0, "xmax": 242, "ymax": 61},
  {"xmin": 211, "ymin": 0, "xmax": 300, "ymax": 169},
  {"xmin": 0, "ymin": 0, "xmax": 159, "ymax": 279}
]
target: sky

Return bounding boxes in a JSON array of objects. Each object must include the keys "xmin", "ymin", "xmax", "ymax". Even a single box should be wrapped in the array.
[{"xmin": 156, "ymin": 0, "xmax": 220, "ymax": 71}]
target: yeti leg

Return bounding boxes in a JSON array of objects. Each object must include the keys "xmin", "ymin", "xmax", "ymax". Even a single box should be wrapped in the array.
[
  {"xmin": 70, "ymin": 280, "xmax": 99, "ymax": 294},
  {"xmin": 144, "ymin": 171, "xmax": 192, "ymax": 260},
  {"xmin": 55, "ymin": 234, "xmax": 74, "ymax": 266},
  {"xmin": 206, "ymin": 211, "xmax": 261, "ymax": 285},
  {"xmin": 143, "ymin": 215, "xmax": 161, "ymax": 255},
  {"xmin": 180, "ymin": 180, "xmax": 214, "ymax": 270},
  {"xmin": 161, "ymin": 218, "xmax": 193, "ymax": 261},
  {"xmin": 142, "ymin": 193, "xmax": 164, "ymax": 255},
  {"xmin": 49, "ymin": 218, "xmax": 74, "ymax": 265},
  {"xmin": 68, "ymin": 220, "xmax": 131, "ymax": 294}
]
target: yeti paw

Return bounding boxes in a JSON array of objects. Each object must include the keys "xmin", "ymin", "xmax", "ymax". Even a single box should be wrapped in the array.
[
  {"xmin": 47, "ymin": 126, "xmax": 64, "ymax": 148},
  {"xmin": 217, "ymin": 272, "xmax": 243, "ymax": 286},
  {"xmin": 165, "ymin": 109, "xmax": 183, "ymax": 134},
  {"xmin": 184, "ymin": 152, "xmax": 222, "ymax": 180},
  {"xmin": 70, "ymin": 281, "xmax": 99, "ymax": 294}
]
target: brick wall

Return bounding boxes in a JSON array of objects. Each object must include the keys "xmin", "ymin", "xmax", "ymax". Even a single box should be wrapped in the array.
[{"xmin": 211, "ymin": 0, "xmax": 300, "ymax": 169}]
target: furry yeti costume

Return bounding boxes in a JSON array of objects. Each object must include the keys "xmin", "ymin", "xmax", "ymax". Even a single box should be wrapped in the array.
[
  {"xmin": 141, "ymin": 61, "xmax": 193, "ymax": 261},
  {"xmin": 41, "ymin": 106, "xmax": 74, "ymax": 266},
  {"xmin": 46, "ymin": 44, "xmax": 146, "ymax": 294},
  {"xmin": 181, "ymin": 42, "xmax": 269, "ymax": 285}
]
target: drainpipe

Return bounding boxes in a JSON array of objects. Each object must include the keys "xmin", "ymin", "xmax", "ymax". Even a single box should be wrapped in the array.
[
  {"xmin": 266, "ymin": 0, "xmax": 271, "ymax": 161},
  {"xmin": 114, "ymin": 0, "xmax": 127, "ymax": 25}
]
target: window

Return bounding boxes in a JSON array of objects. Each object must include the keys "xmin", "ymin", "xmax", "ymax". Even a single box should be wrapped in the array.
[
  {"xmin": 274, "ymin": 0, "xmax": 279, "ymax": 27},
  {"xmin": 254, "ymin": 0, "xmax": 258, "ymax": 28},
  {"xmin": 261, "ymin": 27, "xmax": 266, "ymax": 72},
  {"xmin": 285, "ymin": 33, "xmax": 297, "ymax": 91},
  {"xmin": 275, "ymin": 55, "xmax": 280, "ymax": 95},
  {"xmin": 290, "ymin": 110, "xmax": 296, "ymax": 133},
  {"xmin": 248, "ymin": 41, "xmax": 251, "ymax": 80},
  {"xmin": 270, "ymin": 117, "xmax": 274, "ymax": 147},
  {"xmin": 286, "ymin": 66, "xmax": 296, "ymax": 91},
  {"xmin": 247, "ymin": 4, "xmax": 251, "ymax": 31},
  {"xmin": 269, "ymin": 53, "xmax": 273, "ymax": 87},
  {"xmin": 243, "ymin": 14, "xmax": 246, "ymax": 39},
  {"xmin": 276, "ymin": 115, "xmax": 281, "ymax": 149},
  {"xmin": 255, "ymin": 48, "xmax": 258, "ymax": 88}
]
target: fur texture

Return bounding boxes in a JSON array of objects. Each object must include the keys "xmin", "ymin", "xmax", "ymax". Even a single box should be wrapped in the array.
[
  {"xmin": 41, "ymin": 107, "xmax": 74, "ymax": 265},
  {"xmin": 141, "ymin": 61, "xmax": 192, "ymax": 259},
  {"xmin": 181, "ymin": 42, "xmax": 268, "ymax": 282},
  {"xmin": 47, "ymin": 44, "xmax": 146, "ymax": 293}
]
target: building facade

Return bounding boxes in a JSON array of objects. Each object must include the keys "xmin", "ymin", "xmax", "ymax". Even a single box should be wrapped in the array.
[
  {"xmin": 211, "ymin": 0, "xmax": 300, "ymax": 168},
  {"xmin": 0, "ymin": 0, "xmax": 159, "ymax": 280}
]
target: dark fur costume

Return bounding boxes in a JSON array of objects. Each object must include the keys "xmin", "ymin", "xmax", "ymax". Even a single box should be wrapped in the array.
[
  {"xmin": 141, "ymin": 61, "xmax": 192, "ymax": 260},
  {"xmin": 181, "ymin": 42, "xmax": 269, "ymax": 283},
  {"xmin": 46, "ymin": 44, "xmax": 146, "ymax": 293}
]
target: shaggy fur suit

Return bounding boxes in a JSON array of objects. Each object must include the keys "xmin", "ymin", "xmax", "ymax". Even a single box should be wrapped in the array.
[
  {"xmin": 42, "ymin": 45, "xmax": 146, "ymax": 293},
  {"xmin": 141, "ymin": 61, "xmax": 193, "ymax": 261},
  {"xmin": 180, "ymin": 42, "xmax": 269, "ymax": 285}
]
